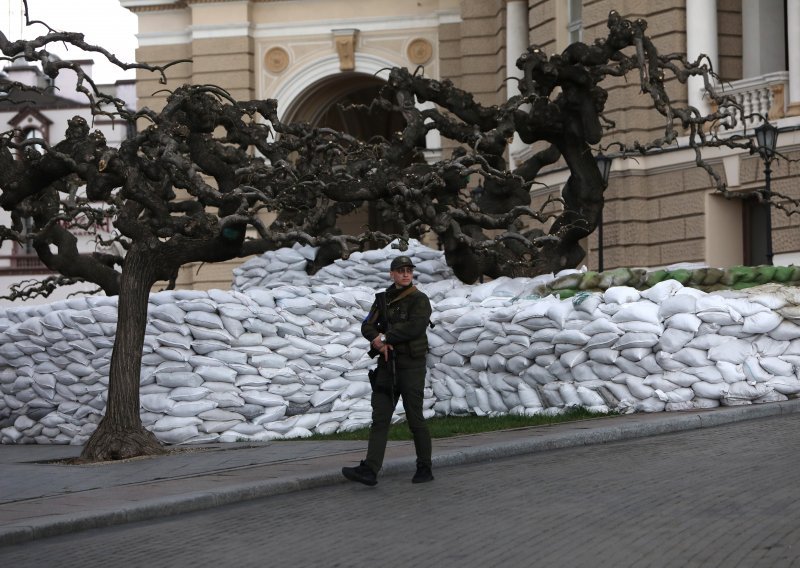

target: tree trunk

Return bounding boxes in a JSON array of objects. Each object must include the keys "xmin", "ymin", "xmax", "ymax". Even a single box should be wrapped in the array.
[{"xmin": 80, "ymin": 244, "xmax": 165, "ymax": 461}]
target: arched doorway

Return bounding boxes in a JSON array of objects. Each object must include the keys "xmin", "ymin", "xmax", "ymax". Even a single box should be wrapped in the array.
[{"xmin": 282, "ymin": 73, "xmax": 407, "ymax": 238}]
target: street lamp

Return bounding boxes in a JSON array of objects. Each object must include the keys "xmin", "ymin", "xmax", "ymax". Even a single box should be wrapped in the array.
[
  {"xmin": 595, "ymin": 154, "xmax": 613, "ymax": 272},
  {"xmin": 754, "ymin": 121, "xmax": 779, "ymax": 265}
]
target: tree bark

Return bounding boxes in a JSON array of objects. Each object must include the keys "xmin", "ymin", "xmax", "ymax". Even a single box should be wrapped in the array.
[{"xmin": 80, "ymin": 244, "xmax": 165, "ymax": 461}]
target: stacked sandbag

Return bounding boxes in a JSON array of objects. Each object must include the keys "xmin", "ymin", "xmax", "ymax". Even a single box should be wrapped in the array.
[
  {"xmin": 547, "ymin": 264, "xmax": 800, "ymax": 296},
  {"xmin": 3, "ymin": 239, "xmax": 800, "ymax": 446},
  {"xmin": 425, "ymin": 279, "xmax": 800, "ymax": 417},
  {"xmin": 233, "ymin": 239, "xmax": 456, "ymax": 293}
]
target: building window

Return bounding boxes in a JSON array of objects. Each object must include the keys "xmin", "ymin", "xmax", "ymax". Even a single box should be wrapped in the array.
[{"xmin": 568, "ymin": 0, "xmax": 583, "ymax": 44}]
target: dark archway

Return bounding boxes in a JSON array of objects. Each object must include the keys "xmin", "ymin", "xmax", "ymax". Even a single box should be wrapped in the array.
[{"xmin": 283, "ymin": 74, "xmax": 407, "ymax": 237}]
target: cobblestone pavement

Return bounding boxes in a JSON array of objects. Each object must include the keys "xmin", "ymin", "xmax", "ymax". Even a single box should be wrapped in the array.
[{"xmin": 3, "ymin": 413, "xmax": 800, "ymax": 567}]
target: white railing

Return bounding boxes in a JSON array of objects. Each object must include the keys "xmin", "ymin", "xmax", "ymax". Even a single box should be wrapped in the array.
[{"xmin": 716, "ymin": 71, "xmax": 789, "ymax": 127}]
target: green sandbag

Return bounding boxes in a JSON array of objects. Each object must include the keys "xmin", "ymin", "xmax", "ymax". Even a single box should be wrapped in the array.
[
  {"xmin": 598, "ymin": 267, "xmax": 634, "ymax": 289},
  {"xmin": 754, "ymin": 265, "xmax": 777, "ymax": 284},
  {"xmin": 772, "ymin": 265, "xmax": 794, "ymax": 283},
  {"xmin": 665, "ymin": 268, "xmax": 692, "ymax": 284},
  {"xmin": 689, "ymin": 268, "xmax": 708, "ymax": 285},
  {"xmin": 645, "ymin": 269, "xmax": 669, "ymax": 288},
  {"xmin": 550, "ymin": 273, "xmax": 583, "ymax": 290},
  {"xmin": 725, "ymin": 265, "xmax": 756, "ymax": 284},
  {"xmin": 701, "ymin": 267, "xmax": 724, "ymax": 286},
  {"xmin": 556, "ymin": 289, "xmax": 578, "ymax": 299},
  {"xmin": 733, "ymin": 280, "xmax": 760, "ymax": 290},
  {"xmin": 790, "ymin": 266, "xmax": 800, "ymax": 282},
  {"xmin": 578, "ymin": 271, "xmax": 602, "ymax": 290}
]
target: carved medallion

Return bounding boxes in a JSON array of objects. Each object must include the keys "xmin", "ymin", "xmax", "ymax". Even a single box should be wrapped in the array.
[
  {"xmin": 264, "ymin": 47, "xmax": 289, "ymax": 73},
  {"xmin": 407, "ymin": 38, "xmax": 433, "ymax": 65}
]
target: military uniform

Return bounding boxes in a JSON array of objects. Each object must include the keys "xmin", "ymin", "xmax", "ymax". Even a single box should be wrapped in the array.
[{"xmin": 343, "ymin": 255, "xmax": 433, "ymax": 485}]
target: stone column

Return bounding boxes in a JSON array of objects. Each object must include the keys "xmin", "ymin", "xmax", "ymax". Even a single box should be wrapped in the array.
[
  {"xmin": 788, "ymin": 0, "xmax": 800, "ymax": 115},
  {"xmin": 685, "ymin": 0, "xmax": 718, "ymax": 115},
  {"xmin": 506, "ymin": 0, "xmax": 528, "ymax": 169}
]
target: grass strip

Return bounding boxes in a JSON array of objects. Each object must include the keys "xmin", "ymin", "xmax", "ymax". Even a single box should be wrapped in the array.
[{"xmin": 300, "ymin": 407, "xmax": 615, "ymax": 441}]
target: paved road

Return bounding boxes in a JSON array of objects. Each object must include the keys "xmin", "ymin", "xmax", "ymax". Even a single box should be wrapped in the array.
[{"xmin": 3, "ymin": 413, "xmax": 800, "ymax": 567}]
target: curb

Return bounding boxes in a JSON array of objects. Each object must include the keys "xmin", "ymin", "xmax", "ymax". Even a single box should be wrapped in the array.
[{"xmin": 3, "ymin": 399, "xmax": 799, "ymax": 546}]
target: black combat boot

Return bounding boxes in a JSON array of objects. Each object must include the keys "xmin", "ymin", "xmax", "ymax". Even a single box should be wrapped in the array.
[
  {"xmin": 412, "ymin": 464, "xmax": 434, "ymax": 484},
  {"xmin": 342, "ymin": 461, "xmax": 378, "ymax": 486}
]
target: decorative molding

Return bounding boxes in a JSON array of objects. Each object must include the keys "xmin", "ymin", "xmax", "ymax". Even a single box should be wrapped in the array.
[
  {"xmin": 332, "ymin": 29, "xmax": 358, "ymax": 72},
  {"xmin": 407, "ymin": 38, "xmax": 433, "ymax": 65},
  {"xmin": 264, "ymin": 47, "xmax": 290, "ymax": 73},
  {"xmin": 121, "ymin": 0, "xmax": 186, "ymax": 12}
]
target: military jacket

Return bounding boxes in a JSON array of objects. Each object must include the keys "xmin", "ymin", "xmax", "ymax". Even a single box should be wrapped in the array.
[{"xmin": 361, "ymin": 284, "xmax": 432, "ymax": 359}]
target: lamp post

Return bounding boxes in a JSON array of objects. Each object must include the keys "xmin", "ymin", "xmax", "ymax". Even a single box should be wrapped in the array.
[
  {"xmin": 754, "ymin": 121, "xmax": 779, "ymax": 265},
  {"xmin": 595, "ymin": 154, "xmax": 613, "ymax": 272}
]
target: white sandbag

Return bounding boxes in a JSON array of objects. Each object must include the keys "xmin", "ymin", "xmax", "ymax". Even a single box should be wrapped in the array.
[
  {"xmin": 560, "ymin": 349, "xmax": 588, "ymax": 369},
  {"xmin": 708, "ymin": 339, "xmax": 753, "ymax": 364},
  {"xmin": 626, "ymin": 376, "xmax": 655, "ymax": 399},
  {"xmin": 603, "ymin": 286, "xmax": 640, "ymax": 305},
  {"xmin": 140, "ymin": 394, "xmax": 175, "ymax": 413},
  {"xmin": 695, "ymin": 296, "xmax": 743, "ymax": 325},
  {"xmin": 157, "ymin": 426, "xmax": 200, "ymax": 444},
  {"xmin": 716, "ymin": 361, "xmax": 746, "ymax": 383},
  {"xmin": 686, "ymin": 365, "xmax": 724, "ymax": 383},
  {"xmin": 614, "ymin": 332, "xmax": 659, "ymax": 350},
  {"xmin": 758, "ymin": 357, "xmax": 793, "ymax": 381},
  {"xmin": 641, "ymin": 279, "xmax": 684, "ymax": 303},
  {"xmin": 581, "ymin": 333, "xmax": 618, "ymax": 354},
  {"xmin": 752, "ymin": 336, "xmax": 788, "ymax": 357},
  {"xmin": 571, "ymin": 292, "xmax": 602, "ymax": 314},
  {"xmin": 169, "ymin": 387, "xmax": 211, "ymax": 401},
  {"xmin": 252, "ymin": 405, "xmax": 287, "ymax": 425},
  {"xmin": 150, "ymin": 304, "xmax": 187, "ymax": 324},
  {"xmin": 577, "ymin": 321, "xmax": 618, "ymax": 341},
  {"xmin": 251, "ymin": 353, "xmax": 288, "ymax": 369},
  {"xmin": 545, "ymin": 301, "xmax": 574, "ymax": 328},
  {"xmin": 742, "ymin": 311, "xmax": 782, "ymax": 334},
  {"xmin": 723, "ymin": 381, "xmax": 772, "ymax": 402},
  {"xmin": 768, "ymin": 376, "xmax": 800, "ymax": 395},
  {"xmin": 658, "ymin": 328, "xmax": 695, "ymax": 353},
  {"xmin": 552, "ymin": 329, "xmax": 591, "ymax": 346},
  {"xmin": 692, "ymin": 380, "xmax": 728, "ymax": 399},
  {"xmin": 664, "ymin": 313, "xmax": 702, "ymax": 334},
  {"xmin": 241, "ymin": 391, "xmax": 288, "ymax": 407},
  {"xmin": 612, "ymin": 300, "xmax": 660, "ymax": 325},
  {"xmin": 195, "ymin": 365, "xmax": 237, "ymax": 384},
  {"xmin": 156, "ymin": 372, "xmax": 203, "ymax": 388},
  {"xmin": 557, "ymin": 383, "xmax": 582, "ymax": 407},
  {"xmin": 187, "ymin": 324, "xmax": 233, "ymax": 345},
  {"xmin": 634, "ymin": 397, "xmax": 667, "ymax": 412},
  {"xmin": 661, "ymin": 370, "xmax": 698, "ymax": 388},
  {"xmin": 576, "ymin": 386, "xmax": 605, "ymax": 406},
  {"xmin": 769, "ymin": 321, "xmax": 800, "ymax": 340},
  {"xmin": 654, "ymin": 387, "xmax": 693, "ymax": 403},
  {"xmin": 658, "ymin": 294, "xmax": 697, "ymax": 319},
  {"xmin": 671, "ymin": 347, "xmax": 712, "ymax": 367},
  {"xmin": 517, "ymin": 382, "xmax": 543, "ymax": 407},
  {"xmin": 742, "ymin": 356, "xmax": 773, "ymax": 383},
  {"xmin": 168, "ymin": 400, "xmax": 218, "ymax": 417},
  {"xmin": 157, "ymin": 332, "xmax": 192, "ymax": 350},
  {"xmin": 505, "ymin": 355, "xmax": 530, "ymax": 375}
]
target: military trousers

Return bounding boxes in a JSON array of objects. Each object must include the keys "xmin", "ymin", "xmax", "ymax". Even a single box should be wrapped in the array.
[{"xmin": 364, "ymin": 357, "xmax": 432, "ymax": 474}]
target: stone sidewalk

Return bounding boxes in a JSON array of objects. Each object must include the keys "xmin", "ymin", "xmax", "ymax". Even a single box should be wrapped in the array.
[{"xmin": 3, "ymin": 399, "xmax": 800, "ymax": 547}]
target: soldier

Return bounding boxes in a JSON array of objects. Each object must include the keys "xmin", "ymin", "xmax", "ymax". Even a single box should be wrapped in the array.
[{"xmin": 342, "ymin": 255, "xmax": 434, "ymax": 486}]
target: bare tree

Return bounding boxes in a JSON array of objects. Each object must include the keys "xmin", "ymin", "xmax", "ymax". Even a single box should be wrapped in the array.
[{"xmin": 0, "ymin": 10, "xmax": 785, "ymax": 459}]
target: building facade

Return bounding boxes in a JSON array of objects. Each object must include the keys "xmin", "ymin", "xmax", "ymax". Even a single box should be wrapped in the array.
[{"xmin": 121, "ymin": 0, "xmax": 800, "ymax": 288}]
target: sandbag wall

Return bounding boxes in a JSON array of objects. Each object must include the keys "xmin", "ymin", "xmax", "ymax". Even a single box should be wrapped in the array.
[{"xmin": 2, "ymin": 242, "xmax": 800, "ymax": 445}]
